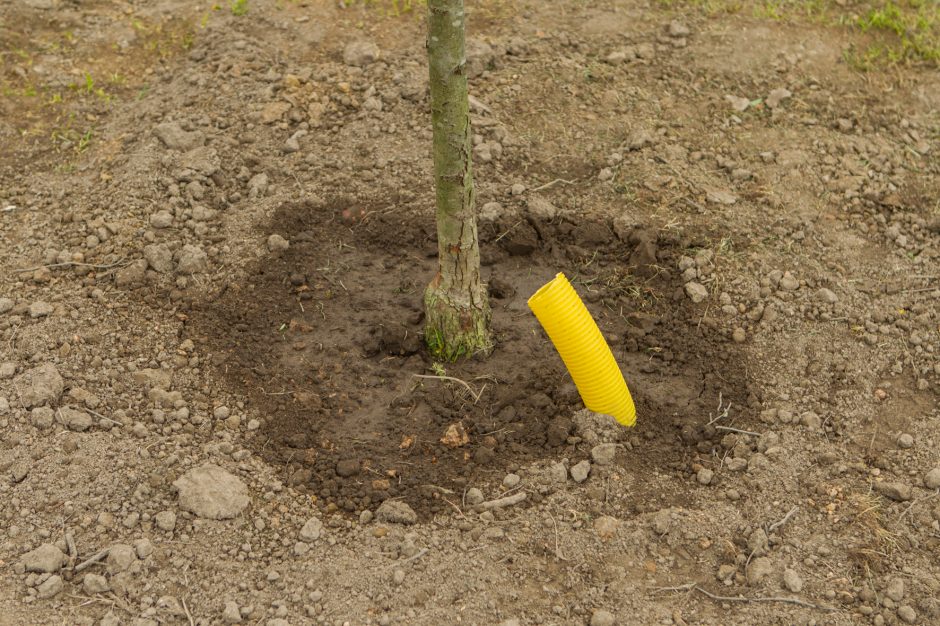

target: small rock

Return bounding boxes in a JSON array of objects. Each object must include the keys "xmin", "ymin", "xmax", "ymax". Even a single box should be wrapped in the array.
[
  {"xmin": 685, "ymin": 282, "xmax": 708, "ymax": 303},
  {"xmin": 886, "ymin": 577, "xmax": 905, "ymax": 602},
  {"xmin": 746, "ymin": 557, "xmax": 773, "ymax": 585},
  {"xmin": 83, "ymin": 573, "xmax": 110, "ymax": 594},
  {"xmin": 725, "ymin": 95, "xmax": 751, "ymax": 112},
  {"xmin": 175, "ymin": 245, "xmax": 208, "ymax": 274},
  {"xmin": 392, "ymin": 569, "xmax": 405, "ymax": 585},
  {"xmin": 779, "ymin": 272, "xmax": 799, "ymax": 291},
  {"xmin": 590, "ymin": 610, "xmax": 616, "ymax": 626},
  {"xmin": 526, "ymin": 195, "xmax": 558, "ymax": 220},
  {"xmin": 375, "ymin": 500, "xmax": 417, "ymax": 525},
  {"xmin": 134, "ymin": 538, "xmax": 153, "ymax": 559},
  {"xmin": 706, "ymin": 189, "xmax": 738, "ymax": 205},
  {"xmin": 153, "ymin": 122, "xmax": 204, "ymax": 151},
  {"xmin": 732, "ymin": 327, "xmax": 746, "ymax": 343},
  {"xmin": 21, "ymin": 544, "xmax": 67, "ymax": 573},
  {"xmin": 510, "ymin": 183, "xmax": 526, "ymax": 195},
  {"xmin": 465, "ymin": 488, "xmax": 484, "ymax": 506},
  {"xmin": 503, "ymin": 473, "xmax": 520, "ymax": 489},
  {"xmin": 173, "ymin": 464, "xmax": 250, "ymax": 519},
  {"xmin": 924, "ymin": 468, "xmax": 940, "ymax": 490},
  {"xmin": 815, "ymin": 288, "xmax": 838, "ymax": 304},
  {"xmin": 897, "ymin": 433, "xmax": 914, "ymax": 449},
  {"xmin": 570, "ymin": 460, "xmax": 591, "ymax": 483},
  {"xmin": 766, "ymin": 88, "xmax": 792, "ymax": 109},
  {"xmin": 293, "ymin": 541, "xmax": 310, "ymax": 556},
  {"xmin": 697, "ymin": 468, "xmax": 714, "ymax": 485},
  {"xmin": 267, "ymin": 234, "xmax": 290, "ymax": 253},
  {"xmin": 0, "ymin": 297, "xmax": 13, "ymax": 313},
  {"xmin": 668, "ymin": 20, "xmax": 690, "ymax": 37},
  {"xmin": 149, "ymin": 210, "xmax": 174, "ymax": 229},
  {"xmin": 106, "ymin": 544, "xmax": 136, "ymax": 574},
  {"xmin": 30, "ymin": 406, "xmax": 55, "ymax": 429},
  {"xmin": 155, "ymin": 510, "xmax": 177, "ymax": 532},
  {"xmin": 259, "ymin": 101, "xmax": 291, "ymax": 125},
  {"xmin": 14, "ymin": 363, "xmax": 63, "ymax": 408},
  {"xmin": 874, "ymin": 481, "xmax": 912, "ymax": 502},
  {"xmin": 29, "ymin": 301, "xmax": 53, "ymax": 318},
  {"xmin": 591, "ymin": 443, "xmax": 617, "ymax": 466},
  {"xmin": 747, "ymin": 528, "xmax": 769, "ymax": 556},
  {"xmin": 222, "ymin": 600, "xmax": 242, "ymax": 624},
  {"xmin": 36, "ymin": 575, "xmax": 64, "ymax": 599},
  {"xmin": 897, "ymin": 605, "xmax": 917, "ymax": 624},
  {"xmin": 299, "ymin": 517, "xmax": 323, "ymax": 542},
  {"xmin": 115, "ymin": 259, "xmax": 148, "ymax": 287},
  {"xmin": 801, "ymin": 412, "xmax": 822, "ymax": 430},
  {"xmin": 144, "ymin": 244, "xmax": 174, "ymax": 273},
  {"xmin": 783, "ymin": 568, "xmax": 803, "ymax": 593},
  {"xmin": 57, "ymin": 407, "xmax": 92, "ymax": 432},
  {"xmin": 343, "ymin": 41, "xmax": 380, "ymax": 67}
]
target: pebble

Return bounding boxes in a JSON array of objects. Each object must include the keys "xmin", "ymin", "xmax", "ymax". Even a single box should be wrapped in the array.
[
  {"xmin": 343, "ymin": 41, "xmax": 380, "ymax": 67},
  {"xmin": 590, "ymin": 443, "xmax": 617, "ymax": 466},
  {"xmin": 57, "ymin": 407, "xmax": 92, "ymax": 432},
  {"xmin": 14, "ymin": 363, "xmax": 64, "ymax": 408},
  {"xmin": 684, "ymin": 282, "xmax": 708, "ymax": 303},
  {"xmin": 30, "ymin": 406, "xmax": 55, "ymax": 429},
  {"xmin": 375, "ymin": 500, "xmax": 417, "ymax": 525},
  {"xmin": 150, "ymin": 210, "xmax": 174, "ymax": 229},
  {"xmin": 144, "ymin": 244, "xmax": 174, "ymax": 273},
  {"xmin": 731, "ymin": 328, "xmax": 746, "ymax": 343},
  {"xmin": 593, "ymin": 516, "xmax": 620, "ymax": 540},
  {"xmin": 175, "ymin": 244, "xmax": 208, "ymax": 274},
  {"xmin": 897, "ymin": 433, "xmax": 914, "ymax": 449},
  {"xmin": 173, "ymin": 464, "xmax": 250, "ymax": 519},
  {"xmin": 299, "ymin": 517, "xmax": 323, "ymax": 542},
  {"xmin": 886, "ymin": 577, "xmax": 904, "ymax": 602},
  {"xmin": 267, "ymin": 234, "xmax": 290, "ymax": 253},
  {"xmin": 766, "ymin": 88, "xmax": 792, "ymax": 109},
  {"xmin": 570, "ymin": 460, "xmax": 591, "ymax": 483},
  {"xmin": 874, "ymin": 481, "xmax": 912, "ymax": 502},
  {"xmin": 898, "ymin": 605, "xmax": 917, "ymax": 624},
  {"xmin": 783, "ymin": 568, "xmax": 803, "ymax": 593},
  {"xmin": 0, "ymin": 297, "xmax": 13, "ymax": 313},
  {"xmin": 668, "ymin": 20, "xmax": 690, "ymax": 37},
  {"xmin": 503, "ymin": 473, "xmax": 520, "ymax": 489},
  {"xmin": 465, "ymin": 488, "xmax": 484, "ymax": 506},
  {"xmin": 815, "ymin": 287, "xmax": 838, "ymax": 304},
  {"xmin": 697, "ymin": 468, "xmax": 714, "ymax": 485},
  {"xmin": 106, "ymin": 544, "xmax": 136, "ymax": 574},
  {"xmin": 779, "ymin": 271, "xmax": 799, "ymax": 291},
  {"xmin": 222, "ymin": 601, "xmax": 243, "ymax": 624},
  {"xmin": 83, "ymin": 573, "xmax": 110, "ymax": 594},
  {"xmin": 155, "ymin": 510, "xmax": 177, "ymax": 531},
  {"xmin": 21, "ymin": 544, "xmax": 67, "ymax": 573},
  {"xmin": 392, "ymin": 569, "xmax": 405, "ymax": 585},
  {"xmin": 745, "ymin": 557, "xmax": 773, "ymax": 585},
  {"xmin": 510, "ymin": 183, "xmax": 525, "ymax": 196},
  {"xmin": 590, "ymin": 609, "xmax": 616, "ymax": 626},
  {"xmin": 924, "ymin": 467, "xmax": 940, "ymax": 490},
  {"xmin": 36, "ymin": 575, "xmax": 64, "ymax": 599},
  {"xmin": 29, "ymin": 301, "xmax": 53, "ymax": 318},
  {"xmin": 153, "ymin": 122, "xmax": 204, "ymax": 151},
  {"xmin": 134, "ymin": 538, "xmax": 154, "ymax": 559}
]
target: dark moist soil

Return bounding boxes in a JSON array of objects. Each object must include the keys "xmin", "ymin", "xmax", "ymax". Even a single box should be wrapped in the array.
[{"xmin": 186, "ymin": 200, "xmax": 758, "ymax": 518}]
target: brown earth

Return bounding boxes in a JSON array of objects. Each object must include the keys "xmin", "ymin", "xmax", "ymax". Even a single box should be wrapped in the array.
[{"xmin": 1, "ymin": 1, "xmax": 939, "ymax": 625}]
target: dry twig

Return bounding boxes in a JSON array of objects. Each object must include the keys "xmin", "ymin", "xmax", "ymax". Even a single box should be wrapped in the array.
[{"xmin": 654, "ymin": 583, "xmax": 835, "ymax": 611}]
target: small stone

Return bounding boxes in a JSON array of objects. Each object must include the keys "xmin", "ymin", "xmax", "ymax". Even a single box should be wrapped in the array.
[
  {"xmin": 465, "ymin": 488, "xmax": 484, "ymax": 506},
  {"xmin": 155, "ymin": 510, "xmax": 177, "ymax": 532},
  {"xmin": 0, "ymin": 297, "xmax": 13, "ymax": 313},
  {"xmin": 173, "ymin": 464, "xmax": 250, "ymax": 519},
  {"xmin": 815, "ymin": 288, "xmax": 838, "ymax": 304},
  {"xmin": 175, "ymin": 244, "xmax": 208, "ymax": 274},
  {"xmin": 83, "ymin": 573, "xmax": 110, "ymax": 594},
  {"xmin": 897, "ymin": 605, "xmax": 917, "ymax": 624},
  {"xmin": 106, "ymin": 544, "xmax": 136, "ymax": 574},
  {"xmin": 510, "ymin": 183, "xmax": 526, "ymax": 196},
  {"xmin": 717, "ymin": 564, "xmax": 736, "ymax": 581},
  {"xmin": 343, "ymin": 41, "xmax": 380, "ymax": 67},
  {"xmin": 115, "ymin": 259, "xmax": 148, "ymax": 287},
  {"xmin": 924, "ymin": 468, "xmax": 940, "ymax": 490},
  {"xmin": 766, "ymin": 88, "xmax": 792, "ymax": 109},
  {"xmin": 222, "ymin": 601, "xmax": 242, "ymax": 624},
  {"xmin": 134, "ymin": 538, "xmax": 153, "ymax": 559},
  {"xmin": 594, "ymin": 515, "xmax": 620, "ymax": 540},
  {"xmin": 783, "ymin": 568, "xmax": 803, "ymax": 593},
  {"xmin": 801, "ymin": 412, "xmax": 822, "ymax": 430},
  {"xmin": 897, "ymin": 433, "xmax": 914, "ymax": 449},
  {"xmin": 359, "ymin": 510, "xmax": 373, "ymax": 525},
  {"xmin": 746, "ymin": 557, "xmax": 773, "ymax": 585},
  {"xmin": 29, "ymin": 301, "xmax": 53, "ymax": 318},
  {"xmin": 14, "ymin": 363, "xmax": 64, "ymax": 408},
  {"xmin": 597, "ymin": 167, "xmax": 613, "ymax": 181},
  {"xmin": 153, "ymin": 122, "xmax": 204, "ymax": 151},
  {"xmin": 874, "ymin": 481, "xmax": 912, "ymax": 502},
  {"xmin": 293, "ymin": 541, "xmax": 310, "ymax": 556},
  {"xmin": 697, "ymin": 468, "xmax": 714, "ymax": 485},
  {"xmin": 259, "ymin": 101, "xmax": 291, "ymax": 124},
  {"xmin": 57, "ymin": 407, "xmax": 92, "ymax": 432},
  {"xmin": 685, "ymin": 282, "xmax": 708, "ymax": 303},
  {"xmin": 392, "ymin": 569, "xmax": 406, "ymax": 585},
  {"xmin": 725, "ymin": 95, "xmax": 751, "ymax": 112},
  {"xmin": 335, "ymin": 459, "xmax": 359, "ymax": 477},
  {"xmin": 732, "ymin": 328, "xmax": 746, "ymax": 343},
  {"xmin": 21, "ymin": 544, "xmax": 67, "ymax": 573},
  {"xmin": 590, "ymin": 609, "xmax": 616, "ymax": 626},
  {"xmin": 144, "ymin": 244, "xmax": 174, "ymax": 273},
  {"xmin": 375, "ymin": 500, "xmax": 417, "ymax": 525},
  {"xmin": 668, "ymin": 20, "xmax": 690, "ymax": 37},
  {"xmin": 779, "ymin": 271, "xmax": 799, "ymax": 291},
  {"xmin": 591, "ymin": 443, "xmax": 617, "ymax": 465},
  {"xmin": 570, "ymin": 460, "xmax": 591, "ymax": 483},
  {"xmin": 747, "ymin": 528, "xmax": 769, "ymax": 556},
  {"xmin": 150, "ymin": 210, "xmax": 174, "ymax": 229},
  {"xmin": 299, "ymin": 517, "xmax": 323, "ymax": 542},
  {"xmin": 0, "ymin": 362, "xmax": 14, "ymax": 379},
  {"xmin": 36, "ymin": 575, "xmax": 64, "ymax": 599},
  {"xmin": 267, "ymin": 234, "xmax": 290, "ymax": 253},
  {"xmin": 886, "ymin": 577, "xmax": 904, "ymax": 602},
  {"xmin": 30, "ymin": 406, "xmax": 55, "ymax": 429},
  {"xmin": 503, "ymin": 473, "xmax": 520, "ymax": 489}
]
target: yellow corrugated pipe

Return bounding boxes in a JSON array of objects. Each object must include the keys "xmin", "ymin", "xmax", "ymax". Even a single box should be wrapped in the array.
[{"xmin": 528, "ymin": 272, "xmax": 636, "ymax": 427}]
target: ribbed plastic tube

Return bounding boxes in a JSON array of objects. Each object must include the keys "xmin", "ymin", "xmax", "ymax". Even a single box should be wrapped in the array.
[{"xmin": 528, "ymin": 272, "xmax": 636, "ymax": 427}]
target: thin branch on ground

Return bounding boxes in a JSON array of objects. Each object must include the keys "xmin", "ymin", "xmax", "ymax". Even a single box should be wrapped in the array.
[
  {"xmin": 707, "ymin": 392, "xmax": 732, "ymax": 426},
  {"xmin": 13, "ymin": 258, "xmax": 128, "ymax": 273},
  {"xmin": 899, "ymin": 490, "xmax": 939, "ymax": 521},
  {"xmin": 768, "ymin": 506, "xmax": 799, "ymax": 533},
  {"xmin": 715, "ymin": 426, "xmax": 761, "ymax": 437},
  {"xmin": 74, "ymin": 548, "xmax": 110, "ymax": 572},
  {"xmin": 531, "ymin": 178, "xmax": 575, "ymax": 192},
  {"xmin": 390, "ymin": 548, "xmax": 429, "ymax": 568},
  {"xmin": 548, "ymin": 512, "xmax": 567, "ymax": 561},
  {"xmin": 475, "ymin": 491, "xmax": 528, "ymax": 511},
  {"xmin": 653, "ymin": 583, "xmax": 835, "ymax": 611},
  {"xmin": 182, "ymin": 597, "xmax": 195, "ymax": 626},
  {"xmin": 442, "ymin": 497, "xmax": 467, "ymax": 520}
]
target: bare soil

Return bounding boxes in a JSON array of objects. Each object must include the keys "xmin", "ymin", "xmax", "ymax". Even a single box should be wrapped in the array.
[{"xmin": 1, "ymin": 1, "xmax": 939, "ymax": 625}]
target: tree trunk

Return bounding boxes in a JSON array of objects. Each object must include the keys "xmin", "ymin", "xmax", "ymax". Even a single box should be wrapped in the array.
[{"xmin": 424, "ymin": 0, "xmax": 491, "ymax": 360}]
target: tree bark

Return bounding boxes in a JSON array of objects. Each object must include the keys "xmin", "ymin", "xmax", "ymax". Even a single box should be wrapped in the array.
[{"xmin": 424, "ymin": 0, "xmax": 491, "ymax": 360}]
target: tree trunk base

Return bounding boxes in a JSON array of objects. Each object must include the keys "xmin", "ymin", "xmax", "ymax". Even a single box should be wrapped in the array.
[{"xmin": 424, "ymin": 282, "xmax": 491, "ymax": 361}]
